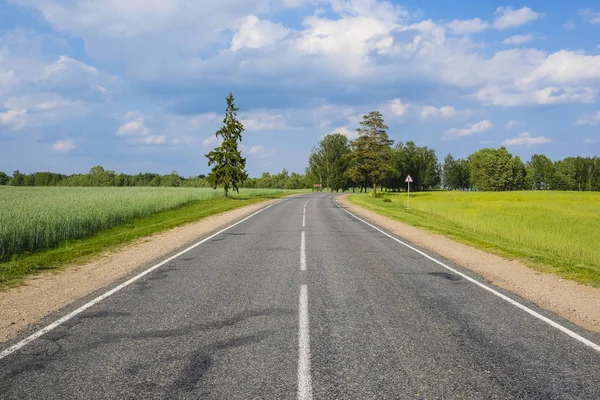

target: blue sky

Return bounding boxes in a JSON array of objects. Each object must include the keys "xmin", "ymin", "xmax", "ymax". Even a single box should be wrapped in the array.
[{"xmin": 0, "ymin": 0, "xmax": 599, "ymax": 177}]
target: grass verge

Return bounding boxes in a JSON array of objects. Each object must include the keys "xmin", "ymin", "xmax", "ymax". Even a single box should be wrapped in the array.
[
  {"xmin": 0, "ymin": 192, "xmax": 294, "ymax": 288},
  {"xmin": 347, "ymin": 191, "xmax": 600, "ymax": 287}
]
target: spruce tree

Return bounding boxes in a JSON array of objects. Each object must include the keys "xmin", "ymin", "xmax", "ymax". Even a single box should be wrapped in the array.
[{"xmin": 205, "ymin": 93, "xmax": 248, "ymax": 197}]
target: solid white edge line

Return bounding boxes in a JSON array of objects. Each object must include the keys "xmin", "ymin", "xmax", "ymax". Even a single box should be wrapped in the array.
[
  {"xmin": 333, "ymin": 196, "xmax": 600, "ymax": 354},
  {"xmin": 297, "ymin": 284, "xmax": 313, "ymax": 400},
  {"xmin": 0, "ymin": 200, "xmax": 283, "ymax": 361},
  {"xmin": 300, "ymin": 231, "xmax": 307, "ymax": 271}
]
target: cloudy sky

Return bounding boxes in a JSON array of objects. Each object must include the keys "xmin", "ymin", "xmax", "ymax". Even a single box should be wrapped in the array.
[{"xmin": 0, "ymin": 0, "xmax": 599, "ymax": 177}]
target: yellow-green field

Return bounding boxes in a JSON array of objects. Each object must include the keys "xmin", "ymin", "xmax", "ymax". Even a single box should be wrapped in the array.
[{"xmin": 348, "ymin": 191, "xmax": 600, "ymax": 286}]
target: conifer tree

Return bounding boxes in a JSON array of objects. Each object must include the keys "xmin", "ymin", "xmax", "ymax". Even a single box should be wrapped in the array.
[
  {"xmin": 347, "ymin": 111, "xmax": 394, "ymax": 197},
  {"xmin": 205, "ymin": 93, "xmax": 248, "ymax": 197}
]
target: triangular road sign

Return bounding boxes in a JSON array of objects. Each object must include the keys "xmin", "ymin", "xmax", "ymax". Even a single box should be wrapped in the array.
[{"xmin": 405, "ymin": 174, "xmax": 413, "ymax": 183}]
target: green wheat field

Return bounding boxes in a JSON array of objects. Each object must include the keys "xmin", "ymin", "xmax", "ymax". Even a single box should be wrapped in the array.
[
  {"xmin": 349, "ymin": 191, "xmax": 600, "ymax": 286},
  {"xmin": 0, "ymin": 187, "xmax": 284, "ymax": 262}
]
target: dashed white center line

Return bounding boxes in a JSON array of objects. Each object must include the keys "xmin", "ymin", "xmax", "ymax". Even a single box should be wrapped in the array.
[
  {"xmin": 302, "ymin": 199, "xmax": 309, "ymax": 227},
  {"xmin": 297, "ymin": 284, "xmax": 313, "ymax": 400},
  {"xmin": 300, "ymin": 231, "xmax": 306, "ymax": 271}
]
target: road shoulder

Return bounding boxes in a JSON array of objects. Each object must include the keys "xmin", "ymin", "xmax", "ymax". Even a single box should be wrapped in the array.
[
  {"xmin": 337, "ymin": 194, "xmax": 600, "ymax": 334},
  {"xmin": 0, "ymin": 197, "xmax": 283, "ymax": 343}
]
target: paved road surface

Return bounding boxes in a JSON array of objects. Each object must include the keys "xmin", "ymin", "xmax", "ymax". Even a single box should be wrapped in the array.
[{"xmin": 1, "ymin": 193, "xmax": 600, "ymax": 399}]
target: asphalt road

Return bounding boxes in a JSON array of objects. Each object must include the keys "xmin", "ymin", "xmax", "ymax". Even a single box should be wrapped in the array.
[{"xmin": 1, "ymin": 193, "xmax": 600, "ymax": 399}]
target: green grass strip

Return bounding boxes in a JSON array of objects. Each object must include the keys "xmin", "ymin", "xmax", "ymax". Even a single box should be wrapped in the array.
[
  {"xmin": 0, "ymin": 193, "xmax": 293, "ymax": 288},
  {"xmin": 348, "ymin": 192, "xmax": 600, "ymax": 288}
]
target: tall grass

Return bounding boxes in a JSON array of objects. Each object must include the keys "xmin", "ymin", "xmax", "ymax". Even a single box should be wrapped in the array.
[
  {"xmin": 0, "ymin": 187, "xmax": 284, "ymax": 261},
  {"xmin": 349, "ymin": 191, "xmax": 600, "ymax": 285}
]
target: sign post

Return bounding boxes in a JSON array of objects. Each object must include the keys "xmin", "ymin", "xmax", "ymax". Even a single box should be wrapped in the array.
[{"xmin": 405, "ymin": 174, "xmax": 413, "ymax": 209}]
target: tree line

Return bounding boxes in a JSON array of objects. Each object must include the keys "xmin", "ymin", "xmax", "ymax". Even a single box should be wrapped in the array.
[
  {"xmin": 0, "ymin": 166, "xmax": 314, "ymax": 190},
  {"xmin": 306, "ymin": 111, "xmax": 600, "ymax": 194},
  {"xmin": 445, "ymin": 148, "xmax": 600, "ymax": 191}
]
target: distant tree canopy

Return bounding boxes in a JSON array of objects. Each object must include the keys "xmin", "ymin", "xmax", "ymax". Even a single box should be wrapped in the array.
[
  {"xmin": 346, "ymin": 111, "xmax": 395, "ymax": 197},
  {"xmin": 467, "ymin": 147, "xmax": 526, "ymax": 191},
  {"xmin": 0, "ymin": 171, "xmax": 10, "ymax": 186},
  {"xmin": 307, "ymin": 133, "xmax": 351, "ymax": 192},
  {"xmin": 526, "ymin": 154, "xmax": 554, "ymax": 190},
  {"xmin": 0, "ymin": 166, "xmax": 314, "ymax": 190},
  {"xmin": 443, "ymin": 155, "xmax": 470, "ymax": 190}
]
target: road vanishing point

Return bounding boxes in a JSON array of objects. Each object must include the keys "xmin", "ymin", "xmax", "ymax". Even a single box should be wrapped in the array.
[{"xmin": 1, "ymin": 194, "xmax": 600, "ymax": 399}]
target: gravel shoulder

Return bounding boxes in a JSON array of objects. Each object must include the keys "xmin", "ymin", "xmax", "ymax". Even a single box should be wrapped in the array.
[
  {"xmin": 0, "ymin": 198, "xmax": 283, "ymax": 343},
  {"xmin": 337, "ymin": 194, "xmax": 600, "ymax": 334}
]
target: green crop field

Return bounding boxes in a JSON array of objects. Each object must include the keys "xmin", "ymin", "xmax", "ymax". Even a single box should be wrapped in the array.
[
  {"xmin": 0, "ymin": 187, "xmax": 285, "ymax": 261},
  {"xmin": 0, "ymin": 187, "xmax": 290, "ymax": 285},
  {"xmin": 348, "ymin": 191, "xmax": 600, "ymax": 286}
]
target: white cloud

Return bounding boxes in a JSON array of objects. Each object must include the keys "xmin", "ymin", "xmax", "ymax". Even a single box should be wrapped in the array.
[
  {"xmin": 523, "ymin": 50, "xmax": 600, "ymax": 84},
  {"xmin": 115, "ymin": 111, "xmax": 166, "ymax": 146},
  {"xmin": 446, "ymin": 18, "xmax": 489, "ymax": 35},
  {"xmin": 419, "ymin": 105, "xmax": 457, "ymax": 120},
  {"xmin": 202, "ymin": 135, "xmax": 221, "ymax": 147},
  {"xmin": 117, "ymin": 117, "xmax": 149, "ymax": 136},
  {"xmin": 0, "ymin": 107, "xmax": 27, "ymax": 128},
  {"xmin": 52, "ymin": 138, "xmax": 75, "ymax": 152},
  {"xmin": 328, "ymin": 0, "xmax": 407, "ymax": 22},
  {"xmin": 446, "ymin": 7, "xmax": 540, "ymax": 36},
  {"xmin": 311, "ymin": 104, "xmax": 356, "ymax": 129},
  {"xmin": 296, "ymin": 9, "xmax": 400, "ymax": 75},
  {"xmin": 244, "ymin": 144, "xmax": 272, "ymax": 158},
  {"xmin": 248, "ymin": 145, "xmax": 266, "ymax": 156},
  {"xmin": 580, "ymin": 9, "xmax": 600, "ymax": 24},
  {"xmin": 575, "ymin": 111, "xmax": 600, "ymax": 126},
  {"xmin": 231, "ymin": 15, "xmax": 289, "ymax": 51},
  {"xmin": 141, "ymin": 135, "xmax": 166, "ymax": 145},
  {"xmin": 503, "ymin": 132, "xmax": 552, "ymax": 146},
  {"xmin": 389, "ymin": 99, "xmax": 408, "ymax": 116},
  {"xmin": 494, "ymin": 7, "xmax": 541, "ymax": 30},
  {"xmin": 563, "ymin": 20, "xmax": 576, "ymax": 30},
  {"xmin": 326, "ymin": 126, "xmax": 358, "ymax": 140},
  {"xmin": 503, "ymin": 34, "xmax": 534, "ymax": 45},
  {"xmin": 42, "ymin": 55, "xmax": 99, "ymax": 79},
  {"xmin": 444, "ymin": 120, "xmax": 493, "ymax": 139},
  {"xmin": 475, "ymin": 84, "xmax": 596, "ymax": 107},
  {"xmin": 0, "ymin": 31, "xmax": 115, "ymax": 135},
  {"xmin": 241, "ymin": 112, "xmax": 287, "ymax": 131},
  {"xmin": 386, "ymin": 99, "xmax": 462, "ymax": 120},
  {"xmin": 584, "ymin": 138, "xmax": 597, "ymax": 143},
  {"xmin": 507, "ymin": 120, "xmax": 518, "ymax": 128}
]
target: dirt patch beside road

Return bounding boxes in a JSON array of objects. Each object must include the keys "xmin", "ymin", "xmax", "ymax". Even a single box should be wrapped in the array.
[
  {"xmin": 0, "ymin": 198, "xmax": 283, "ymax": 343},
  {"xmin": 337, "ymin": 194, "xmax": 600, "ymax": 334}
]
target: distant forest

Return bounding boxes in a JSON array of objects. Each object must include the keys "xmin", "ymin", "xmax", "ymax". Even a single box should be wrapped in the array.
[
  {"xmin": 2, "ymin": 150, "xmax": 599, "ymax": 192},
  {"xmin": 0, "ymin": 166, "xmax": 314, "ymax": 190}
]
